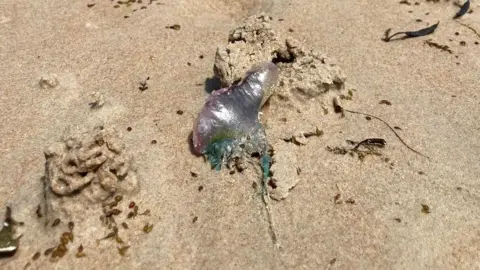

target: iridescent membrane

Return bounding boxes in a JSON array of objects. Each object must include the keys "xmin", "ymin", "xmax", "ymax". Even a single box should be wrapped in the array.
[{"xmin": 193, "ymin": 62, "xmax": 278, "ymax": 171}]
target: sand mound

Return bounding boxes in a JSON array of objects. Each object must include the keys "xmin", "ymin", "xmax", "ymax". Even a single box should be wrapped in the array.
[
  {"xmin": 213, "ymin": 13, "xmax": 349, "ymax": 200},
  {"xmin": 43, "ymin": 125, "xmax": 138, "ymax": 220}
]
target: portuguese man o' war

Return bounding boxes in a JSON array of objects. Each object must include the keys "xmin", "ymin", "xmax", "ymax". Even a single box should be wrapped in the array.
[{"xmin": 193, "ymin": 62, "xmax": 278, "ymax": 174}]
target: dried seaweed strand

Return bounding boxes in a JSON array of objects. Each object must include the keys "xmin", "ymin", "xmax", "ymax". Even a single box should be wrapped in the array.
[
  {"xmin": 454, "ymin": 0, "xmax": 470, "ymax": 19},
  {"xmin": 425, "ymin": 40, "xmax": 453, "ymax": 54},
  {"xmin": 456, "ymin": 21, "xmax": 480, "ymax": 39},
  {"xmin": 343, "ymin": 109, "xmax": 430, "ymax": 159},
  {"xmin": 384, "ymin": 22, "xmax": 439, "ymax": 42}
]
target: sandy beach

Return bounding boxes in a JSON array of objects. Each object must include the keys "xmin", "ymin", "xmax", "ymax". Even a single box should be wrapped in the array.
[{"xmin": 1, "ymin": 0, "xmax": 479, "ymax": 269}]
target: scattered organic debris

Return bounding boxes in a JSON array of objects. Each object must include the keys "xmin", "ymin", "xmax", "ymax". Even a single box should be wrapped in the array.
[
  {"xmin": 383, "ymin": 22, "xmax": 439, "ymax": 42},
  {"xmin": 454, "ymin": 0, "xmax": 470, "ymax": 19},
  {"xmin": 353, "ymin": 138, "xmax": 387, "ymax": 150},
  {"xmin": 117, "ymin": 245, "xmax": 130, "ymax": 256},
  {"xmin": 111, "ymin": 0, "xmax": 159, "ymax": 13},
  {"xmin": 399, "ymin": 0, "xmax": 411, "ymax": 5},
  {"xmin": 115, "ymin": 235, "xmax": 124, "ymax": 244},
  {"xmin": 166, "ymin": 24, "xmax": 181, "ymax": 30},
  {"xmin": 383, "ymin": 28, "xmax": 392, "ymax": 42},
  {"xmin": 52, "ymin": 218, "xmax": 61, "ymax": 227},
  {"xmin": 425, "ymin": 40, "xmax": 453, "ymax": 53},
  {"xmin": 326, "ymin": 146, "xmax": 348, "ymax": 155},
  {"xmin": 379, "ymin": 99, "xmax": 392, "ymax": 105},
  {"xmin": 44, "ymin": 247, "xmax": 54, "ymax": 256},
  {"xmin": 32, "ymin": 251, "xmax": 41, "ymax": 260},
  {"xmin": 139, "ymin": 77, "xmax": 149, "ymax": 91},
  {"xmin": 75, "ymin": 244, "xmax": 86, "ymax": 258},
  {"xmin": 61, "ymin": 231, "xmax": 74, "ymax": 244},
  {"xmin": 192, "ymin": 216, "xmax": 198, "ymax": 223},
  {"xmin": 89, "ymin": 91, "xmax": 105, "ymax": 109},
  {"xmin": 97, "ymin": 197, "xmax": 154, "ymax": 257},
  {"xmin": 345, "ymin": 198, "xmax": 356, "ymax": 204},
  {"xmin": 50, "ymin": 243, "xmax": 68, "ymax": 259},
  {"xmin": 456, "ymin": 21, "xmax": 480, "ymax": 38},
  {"xmin": 139, "ymin": 210, "xmax": 150, "ymax": 216},
  {"xmin": 87, "ymin": 3, "xmax": 95, "ymax": 8},
  {"xmin": 394, "ymin": 218, "xmax": 402, "ymax": 223},
  {"xmin": 282, "ymin": 127, "xmax": 323, "ymax": 145},
  {"xmin": 36, "ymin": 205, "xmax": 43, "ymax": 218},
  {"xmin": 327, "ymin": 140, "xmax": 384, "ymax": 161},
  {"xmin": 128, "ymin": 201, "xmax": 136, "ymax": 209},
  {"xmin": 421, "ymin": 204, "xmax": 431, "ymax": 214},
  {"xmin": 0, "ymin": 207, "xmax": 22, "ymax": 256},
  {"xmin": 334, "ymin": 193, "xmax": 342, "ymax": 204},
  {"xmin": 127, "ymin": 205, "xmax": 139, "ymax": 219},
  {"xmin": 327, "ymin": 258, "xmax": 337, "ymax": 270},
  {"xmin": 333, "ymin": 104, "xmax": 429, "ymax": 159},
  {"xmin": 97, "ymin": 230, "xmax": 116, "ymax": 244},
  {"xmin": 143, "ymin": 223, "xmax": 153, "ymax": 233}
]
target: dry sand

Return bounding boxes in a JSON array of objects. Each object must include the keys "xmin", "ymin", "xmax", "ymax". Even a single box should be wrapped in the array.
[{"xmin": 1, "ymin": 0, "xmax": 480, "ymax": 269}]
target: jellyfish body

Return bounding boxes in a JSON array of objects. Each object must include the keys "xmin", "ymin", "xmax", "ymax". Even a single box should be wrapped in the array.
[{"xmin": 192, "ymin": 62, "xmax": 278, "ymax": 169}]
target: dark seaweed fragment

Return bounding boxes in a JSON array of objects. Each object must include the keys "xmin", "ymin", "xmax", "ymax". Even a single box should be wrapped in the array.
[
  {"xmin": 383, "ymin": 22, "xmax": 439, "ymax": 42},
  {"xmin": 454, "ymin": 0, "xmax": 470, "ymax": 19},
  {"xmin": 425, "ymin": 40, "xmax": 453, "ymax": 53},
  {"xmin": 353, "ymin": 138, "xmax": 387, "ymax": 150}
]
